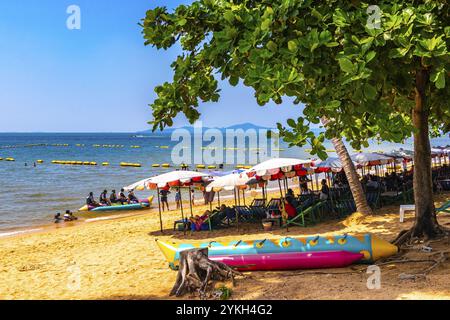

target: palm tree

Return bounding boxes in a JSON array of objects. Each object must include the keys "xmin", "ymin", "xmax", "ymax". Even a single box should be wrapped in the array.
[{"xmin": 321, "ymin": 117, "xmax": 372, "ymax": 215}]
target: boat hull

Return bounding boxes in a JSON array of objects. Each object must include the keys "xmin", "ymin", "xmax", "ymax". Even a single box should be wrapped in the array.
[
  {"xmin": 156, "ymin": 233, "xmax": 398, "ymax": 269},
  {"xmin": 210, "ymin": 251, "xmax": 364, "ymax": 271}
]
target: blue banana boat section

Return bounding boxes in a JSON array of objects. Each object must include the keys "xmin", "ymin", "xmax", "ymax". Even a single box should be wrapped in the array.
[{"xmin": 156, "ymin": 233, "xmax": 398, "ymax": 270}]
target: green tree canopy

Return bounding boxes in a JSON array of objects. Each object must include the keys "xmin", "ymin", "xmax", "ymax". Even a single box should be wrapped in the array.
[{"xmin": 142, "ymin": 0, "xmax": 449, "ymax": 160}]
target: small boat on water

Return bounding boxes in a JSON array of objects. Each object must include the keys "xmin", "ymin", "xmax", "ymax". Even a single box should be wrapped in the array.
[
  {"xmin": 210, "ymin": 251, "xmax": 364, "ymax": 271},
  {"xmin": 78, "ymin": 196, "xmax": 153, "ymax": 212}
]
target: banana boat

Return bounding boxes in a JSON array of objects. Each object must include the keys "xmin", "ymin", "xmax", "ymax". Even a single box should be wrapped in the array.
[
  {"xmin": 156, "ymin": 233, "xmax": 398, "ymax": 270},
  {"xmin": 79, "ymin": 196, "xmax": 153, "ymax": 212}
]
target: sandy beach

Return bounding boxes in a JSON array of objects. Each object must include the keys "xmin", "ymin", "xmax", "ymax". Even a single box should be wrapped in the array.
[{"xmin": 1, "ymin": 191, "xmax": 449, "ymax": 300}]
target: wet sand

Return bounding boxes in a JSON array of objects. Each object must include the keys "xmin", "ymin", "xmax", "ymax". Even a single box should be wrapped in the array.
[{"xmin": 0, "ymin": 192, "xmax": 449, "ymax": 300}]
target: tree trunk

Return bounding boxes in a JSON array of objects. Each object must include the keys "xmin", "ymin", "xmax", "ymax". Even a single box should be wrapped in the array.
[
  {"xmin": 321, "ymin": 118, "xmax": 372, "ymax": 215},
  {"xmin": 170, "ymin": 248, "xmax": 242, "ymax": 298},
  {"xmin": 410, "ymin": 68, "xmax": 442, "ymax": 238}
]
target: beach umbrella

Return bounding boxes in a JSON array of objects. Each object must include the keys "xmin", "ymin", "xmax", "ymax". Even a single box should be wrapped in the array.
[
  {"xmin": 128, "ymin": 171, "xmax": 213, "ymax": 232},
  {"xmin": 351, "ymin": 152, "xmax": 394, "ymax": 167},
  {"xmin": 246, "ymin": 158, "xmax": 312, "ymax": 179},
  {"xmin": 206, "ymin": 171, "xmax": 251, "ymax": 192},
  {"xmin": 312, "ymin": 157, "xmax": 345, "ymax": 173},
  {"xmin": 246, "ymin": 158, "xmax": 312, "ymax": 230}
]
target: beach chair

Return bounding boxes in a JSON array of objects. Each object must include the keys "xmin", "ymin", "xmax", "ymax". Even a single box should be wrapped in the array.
[
  {"xmin": 437, "ymin": 200, "xmax": 450, "ymax": 215},
  {"xmin": 251, "ymin": 198, "xmax": 266, "ymax": 207},
  {"xmin": 235, "ymin": 206, "xmax": 259, "ymax": 222},
  {"xmin": 366, "ymin": 189, "xmax": 381, "ymax": 209},
  {"xmin": 204, "ymin": 209, "xmax": 231, "ymax": 230},
  {"xmin": 333, "ymin": 199, "xmax": 357, "ymax": 217},
  {"xmin": 284, "ymin": 201, "xmax": 326, "ymax": 227},
  {"xmin": 266, "ymin": 198, "xmax": 282, "ymax": 216}
]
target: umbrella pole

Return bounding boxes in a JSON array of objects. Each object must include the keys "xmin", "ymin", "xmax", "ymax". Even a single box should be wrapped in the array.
[
  {"xmin": 243, "ymin": 188, "xmax": 246, "ymax": 206},
  {"xmin": 188, "ymin": 186, "xmax": 194, "ymax": 218},
  {"xmin": 156, "ymin": 187, "xmax": 163, "ymax": 233},
  {"xmin": 278, "ymin": 178, "xmax": 288, "ymax": 232},
  {"xmin": 237, "ymin": 187, "xmax": 241, "ymax": 206},
  {"xmin": 233, "ymin": 188, "xmax": 237, "ymax": 206},
  {"xmin": 218, "ymin": 191, "xmax": 221, "ymax": 207},
  {"xmin": 179, "ymin": 187, "xmax": 186, "ymax": 235}
]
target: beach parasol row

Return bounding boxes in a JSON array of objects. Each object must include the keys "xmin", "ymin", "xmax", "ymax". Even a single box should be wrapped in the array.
[
  {"xmin": 124, "ymin": 171, "xmax": 213, "ymax": 191},
  {"xmin": 245, "ymin": 158, "xmax": 313, "ymax": 181}
]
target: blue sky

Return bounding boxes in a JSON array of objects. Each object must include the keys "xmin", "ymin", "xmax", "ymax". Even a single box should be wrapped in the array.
[{"xmin": 0, "ymin": 0, "xmax": 305, "ymax": 132}]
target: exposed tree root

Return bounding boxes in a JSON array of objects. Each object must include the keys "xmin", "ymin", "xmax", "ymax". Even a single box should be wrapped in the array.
[{"xmin": 170, "ymin": 248, "xmax": 243, "ymax": 299}]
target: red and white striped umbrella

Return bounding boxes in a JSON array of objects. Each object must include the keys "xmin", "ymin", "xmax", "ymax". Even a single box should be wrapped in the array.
[{"xmin": 246, "ymin": 158, "xmax": 312, "ymax": 181}]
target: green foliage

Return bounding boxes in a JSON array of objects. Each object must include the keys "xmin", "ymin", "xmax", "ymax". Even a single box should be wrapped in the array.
[
  {"xmin": 141, "ymin": 0, "xmax": 449, "ymax": 158},
  {"xmin": 217, "ymin": 285, "xmax": 232, "ymax": 300}
]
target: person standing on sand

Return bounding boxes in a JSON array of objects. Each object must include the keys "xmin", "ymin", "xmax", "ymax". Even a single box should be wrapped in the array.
[
  {"xmin": 190, "ymin": 189, "xmax": 196, "ymax": 206},
  {"xmin": 175, "ymin": 188, "xmax": 181, "ymax": 209},
  {"xmin": 160, "ymin": 189, "xmax": 170, "ymax": 211}
]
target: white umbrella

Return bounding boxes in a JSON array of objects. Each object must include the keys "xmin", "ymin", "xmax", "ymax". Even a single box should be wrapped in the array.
[
  {"xmin": 246, "ymin": 157, "xmax": 311, "ymax": 179},
  {"xmin": 206, "ymin": 171, "xmax": 251, "ymax": 192},
  {"xmin": 125, "ymin": 171, "xmax": 212, "ymax": 190},
  {"xmin": 313, "ymin": 157, "xmax": 345, "ymax": 173},
  {"xmin": 123, "ymin": 178, "xmax": 150, "ymax": 191},
  {"xmin": 351, "ymin": 152, "xmax": 394, "ymax": 166}
]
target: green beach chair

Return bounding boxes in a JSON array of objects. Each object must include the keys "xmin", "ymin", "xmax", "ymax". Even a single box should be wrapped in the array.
[
  {"xmin": 284, "ymin": 201, "xmax": 326, "ymax": 228},
  {"xmin": 436, "ymin": 200, "xmax": 450, "ymax": 215}
]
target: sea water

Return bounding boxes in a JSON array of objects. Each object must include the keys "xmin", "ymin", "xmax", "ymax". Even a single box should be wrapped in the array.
[{"xmin": 0, "ymin": 132, "xmax": 448, "ymax": 232}]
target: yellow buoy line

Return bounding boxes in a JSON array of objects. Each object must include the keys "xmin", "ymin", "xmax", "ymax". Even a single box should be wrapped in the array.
[{"xmin": 1, "ymin": 158, "xmax": 253, "ymax": 170}]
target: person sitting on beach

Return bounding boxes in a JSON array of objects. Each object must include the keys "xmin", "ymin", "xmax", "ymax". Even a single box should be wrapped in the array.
[
  {"xmin": 110, "ymin": 190, "xmax": 118, "ymax": 204},
  {"xmin": 280, "ymin": 197, "xmax": 297, "ymax": 219},
  {"xmin": 128, "ymin": 190, "xmax": 139, "ymax": 204},
  {"xmin": 86, "ymin": 192, "xmax": 99, "ymax": 207},
  {"xmin": 189, "ymin": 210, "xmax": 210, "ymax": 231},
  {"xmin": 286, "ymin": 188, "xmax": 295, "ymax": 198},
  {"xmin": 320, "ymin": 179, "xmax": 330, "ymax": 200},
  {"xmin": 54, "ymin": 213, "xmax": 63, "ymax": 223},
  {"xmin": 64, "ymin": 210, "xmax": 78, "ymax": 222},
  {"xmin": 99, "ymin": 190, "xmax": 111, "ymax": 206},
  {"xmin": 300, "ymin": 182, "xmax": 312, "ymax": 195},
  {"xmin": 366, "ymin": 176, "xmax": 379, "ymax": 190},
  {"xmin": 159, "ymin": 188, "xmax": 170, "ymax": 211},
  {"xmin": 118, "ymin": 189, "xmax": 128, "ymax": 204}
]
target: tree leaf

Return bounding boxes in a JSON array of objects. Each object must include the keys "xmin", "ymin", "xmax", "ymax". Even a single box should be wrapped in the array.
[
  {"xmin": 288, "ymin": 40, "xmax": 298, "ymax": 52},
  {"xmin": 338, "ymin": 58, "xmax": 355, "ymax": 73}
]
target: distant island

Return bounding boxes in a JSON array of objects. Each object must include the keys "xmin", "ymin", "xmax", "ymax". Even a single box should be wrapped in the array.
[{"xmin": 136, "ymin": 122, "xmax": 324, "ymax": 136}]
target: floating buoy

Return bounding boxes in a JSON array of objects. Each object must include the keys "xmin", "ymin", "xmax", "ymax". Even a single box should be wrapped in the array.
[
  {"xmin": 6, "ymin": 158, "xmax": 15, "ymax": 161},
  {"xmin": 236, "ymin": 165, "xmax": 245, "ymax": 169},
  {"xmin": 120, "ymin": 162, "xmax": 142, "ymax": 167},
  {"xmin": 0, "ymin": 157, "xmax": 3, "ymax": 161},
  {"xmin": 83, "ymin": 161, "xmax": 90, "ymax": 165},
  {"xmin": 90, "ymin": 162, "xmax": 97, "ymax": 166},
  {"xmin": 152, "ymin": 164, "xmax": 160, "ymax": 168},
  {"xmin": 102, "ymin": 162, "xmax": 109, "ymax": 166},
  {"xmin": 36, "ymin": 160, "xmax": 44, "ymax": 164},
  {"xmin": 196, "ymin": 164, "xmax": 206, "ymax": 169},
  {"xmin": 162, "ymin": 163, "xmax": 171, "ymax": 168},
  {"xmin": 160, "ymin": 146, "xmax": 169, "ymax": 149},
  {"xmin": 208, "ymin": 165, "xmax": 216, "ymax": 169},
  {"xmin": 244, "ymin": 166, "xmax": 252, "ymax": 169}
]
